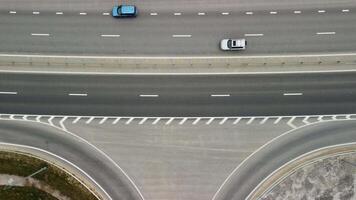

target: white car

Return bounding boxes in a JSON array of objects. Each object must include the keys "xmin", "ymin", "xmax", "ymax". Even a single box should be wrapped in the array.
[{"xmin": 220, "ymin": 38, "xmax": 247, "ymax": 51}]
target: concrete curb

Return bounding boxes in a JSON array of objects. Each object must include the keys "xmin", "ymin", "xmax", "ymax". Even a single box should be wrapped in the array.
[{"xmin": 0, "ymin": 53, "xmax": 356, "ymax": 73}]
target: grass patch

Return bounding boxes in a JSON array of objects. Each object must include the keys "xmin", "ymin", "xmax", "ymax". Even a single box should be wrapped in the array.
[{"xmin": 0, "ymin": 151, "xmax": 98, "ymax": 200}]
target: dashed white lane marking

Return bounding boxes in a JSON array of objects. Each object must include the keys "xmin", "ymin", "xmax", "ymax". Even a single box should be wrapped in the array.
[
  {"xmin": 206, "ymin": 118, "xmax": 214, "ymax": 125},
  {"xmin": 86, "ymin": 117, "xmax": 94, "ymax": 124},
  {"xmin": 31, "ymin": 33, "xmax": 50, "ymax": 36},
  {"xmin": 246, "ymin": 117, "xmax": 255, "ymax": 125},
  {"xmin": 150, "ymin": 13, "xmax": 158, "ymax": 16},
  {"xmin": 79, "ymin": 12, "xmax": 87, "ymax": 15},
  {"xmin": 99, "ymin": 117, "xmax": 108, "ymax": 124},
  {"xmin": 274, "ymin": 117, "xmax": 282, "ymax": 124},
  {"xmin": 222, "ymin": 12, "xmax": 230, "ymax": 15},
  {"xmin": 152, "ymin": 118, "xmax": 160, "ymax": 125},
  {"xmin": 316, "ymin": 32, "xmax": 336, "ymax": 35},
  {"xmin": 68, "ymin": 93, "xmax": 87, "ymax": 96},
  {"xmin": 0, "ymin": 91, "xmax": 17, "ymax": 95},
  {"xmin": 294, "ymin": 10, "xmax": 302, "ymax": 14},
  {"xmin": 165, "ymin": 118, "xmax": 174, "ymax": 125},
  {"xmin": 219, "ymin": 117, "xmax": 228, "ymax": 125},
  {"xmin": 244, "ymin": 33, "xmax": 264, "ymax": 37},
  {"xmin": 174, "ymin": 12, "xmax": 182, "ymax": 16},
  {"xmin": 179, "ymin": 118, "xmax": 188, "ymax": 125},
  {"xmin": 100, "ymin": 34, "xmax": 120, "ymax": 38},
  {"xmin": 172, "ymin": 35, "xmax": 192, "ymax": 38},
  {"xmin": 318, "ymin": 10, "xmax": 326, "ymax": 13},
  {"xmin": 102, "ymin": 12, "xmax": 110, "ymax": 16},
  {"xmin": 139, "ymin": 117, "xmax": 148, "ymax": 125},
  {"xmin": 342, "ymin": 9, "xmax": 350, "ymax": 13},
  {"xmin": 283, "ymin": 92, "xmax": 303, "ymax": 96},
  {"xmin": 139, "ymin": 94, "xmax": 159, "ymax": 97},
  {"xmin": 211, "ymin": 94, "xmax": 230, "ymax": 97},
  {"xmin": 270, "ymin": 11, "xmax": 277, "ymax": 14},
  {"xmin": 32, "ymin": 11, "xmax": 40, "ymax": 15},
  {"xmin": 125, "ymin": 118, "xmax": 134, "ymax": 125},
  {"xmin": 287, "ymin": 116, "xmax": 297, "ymax": 129},
  {"xmin": 56, "ymin": 12, "xmax": 63, "ymax": 15},
  {"xmin": 9, "ymin": 11, "xmax": 17, "ymax": 14},
  {"xmin": 198, "ymin": 12, "xmax": 206, "ymax": 15},
  {"xmin": 245, "ymin": 11, "xmax": 253, "ymax": 15},
  {"xmin": 72, "ymin": 117, "xmax": 81, "ymax": 124},
  {"xmin": 233, "ymin": 117, "xmax": 241, "ymax": 124},
  {"xmin": 192, "ymin": 118, "xmax": 201, "ymax": 125},
  {"xmin": 259, "ymin": 117, "xmax": 269, "ymax": 124},
  {"xmin": 112, "ymin": 117, "xmax": 121, "ymax": 124}
]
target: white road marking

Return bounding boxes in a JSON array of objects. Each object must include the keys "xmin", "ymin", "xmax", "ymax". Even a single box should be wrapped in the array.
[
  {"xmin": 211, "ymin": 94, "xmax": 230, "ymax": 97},
  {"xmin": 283, "ymin": 92, "xmax": 303, "ymax": 96},
  {"xmin": 99, "ymin": 117, "xmax": 108, "ymax": 124},
  {"xmin": 9, "ymin": 115, "xmax": 15, "ymax": 120},
  {"xmin": 86, "ymin": 117, "xmax": 94, "ymax": 124},
  {"xmin": 233, "ymin": 117, "xmax": 241, "ymax": 124},
  {"xmin": 23, "ymin": 115, "xmax": 29, "ymax": 121},
  {"xmin": 33, "ymin": 11, "xmax": 40, "ymax": 15},
  {"xmin": 318, "ymin": 10, "xmax": 326, "ymax": 13},
  {"xmin": 59, "ymin": 117, "xmax": 68, "ymax": 131},
  {"xmin": 139, "ymin": 118, "xmax": 148, "ymax": 125},
  {"xmin": 332, "ymin": 115, "xmax": 337, "ymax": 120},
  {"xmin": 150, "ymin": 13, "xmax": 158, "ymax": 16},
  {"xmin": 48, "ymin": 116, "xmax": 55, "ymax": 126},
  {"xmin": 345, "ymin": 115, "xmax": 351, "ymax": 120},
  {"xmin": 56, "ymin": 12, "xmax": 63, "ymax": 15},
  {"xmin": 152, "ymin": 118, "xmax": 160, "ymax": 125},
  {"xmin": 294, "ymin": 10, "xmax": 302, "ymax": 14},
  {"xmin": 244, "ymin": 33, "xmax": 264, "ymax": 37},
  {"xmin": 246, "ymin": 117, "xmax": 255, "ymax": 125},
  {"xmin": 68, "ymin": 93, "xmax": 87, "ymax": 96},
  {"xmin": 342, "ymin": 9, "xmax": 350, "ymax": 13},
  {"xmin": 287, "ymin": 116, "xmax": 297, "ymax": 129},
  {"xmin": 198, "ymin": 12, "xmax": 206, "ymax": 15},
  {"xmin": 302, "ymin": 116, "xmax": 310, "ymax": 124},
  {"xmin": 36, "ymin": 116, "xmax": 42, "ymax": 122},
  {"xmin": 273, "ymin": 117, "xmax": 282, "ymax": 124},
  {"xmin": 9, "ymin": 11, "xmax": 16, "ymax": 14},
  {"xmin": 245, "ymin": 11, "xmax": 253, "ymax": 15},
  {"xmin": 316, "ymin": 32, "xmax": 336, "ymax": 35},
  {"xmin": 72, "ymin": 117, "xmax": 81, "ymax": 124},
  {"xmin": 222, "ymin": 12, "xmax": 230, "ymax": 15},
  {"xmin": 192, "ymin": 118, "xmax": 201, "ymax": 125},
  {"xmin": 165, "ymin": 118, "xmax": 174, "ymax": 125},
  {"xmin": 179, "ymin": 118, "xmax": 187, "ymax": 125},
  {"xmin": 100, "ymin": 34, "xmax": 120, "ymax": 38},
  {"xmin": 31, "ymin": 33, "xmax": 50, "ymax": 36},
  {"xmin": 270, "ymin": 11, "xmax": 277, "ymax": 14},
  {"xmin": 206, "ymin": 118, "xmax": 214, "ymax": 125},
  {"xmin": 0, "ymin": 91, "xmax": 17, "ymax": 95},
  {"xmin": 125, "ymin": 118, "xmax": 134, "ymax": 125},
  {"xmin": 318, "ymin": 116, "xmax": 324, "ymax": 121},
  {"xmin": 102, "ymin": 12, "xmax": 110, "ymax": 16},
  {"xmin": 219, "ymin": 117, "xmax": 228, "ymax": 125},
  {"xmin": 112, "ymin": 117, "xmax": 121, "ymax": 124},
  {"xmin": 139, "ymin": 94, "xmax": 159, "ymax": 97},
  {"xmin": 174, "ymin": 12, "xmax": 182, "ymax": 16},
  {"xmin": 79, "ymin": 12, "xmax": 87, "ymax": 15},
  {"xmin": 172, "ymin": 35, "xmax": 192, "ymax": 38},
  {"xmin": 259, "ymin": 117, "xmax": 269, "ymax": 124}
]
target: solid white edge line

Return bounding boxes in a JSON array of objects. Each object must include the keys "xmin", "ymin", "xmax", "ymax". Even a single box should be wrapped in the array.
[
  {"xmin": 0, "ymin": 91, "xmax": 17, "ymax": 95},
  {"xmin": 211, "ymin": 118, "xmax": 356, "ymax": 200},
  {"xmin": 0, "ymin": 142, "xmax": 109, "ymax": 200},
  {"xmin": 31, "ymin": 33, "xmax": 50, "ymax": 36},
  {"xmin": 68, "ymin": 93, "xmax": 88, "ymax": 96},
  {"xmin": 316, "ymin": 32, "xmax": 336, "ymax": 35},
  {"xmin": 139, "ymin": 94, "xmax": 159, "ymax": 97},
  {"xmin": 172, "ymin": 35, "xmax": 192, "ymax": 38},
  {"xmin": 283, "ymin": 93, "xmax": 303, "ymax": 96}
]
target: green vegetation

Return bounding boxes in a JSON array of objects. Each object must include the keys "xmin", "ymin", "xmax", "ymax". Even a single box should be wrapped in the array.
[
  {"xmin": 0, "ymin": 151, "xmax": 98, "ymax": 200},
  {"xmin": 0, "ymin": 186, "xmax": 58, "ymax": 200}
]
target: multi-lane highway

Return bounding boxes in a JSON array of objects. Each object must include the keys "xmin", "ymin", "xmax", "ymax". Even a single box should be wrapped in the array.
[
  {"xmin": 1, "ymin": 0, "xmax": 356, "ymax": 55},
  {"xmin": 0, "ymin": 71, "xmax": 356, "ymax": 116}
]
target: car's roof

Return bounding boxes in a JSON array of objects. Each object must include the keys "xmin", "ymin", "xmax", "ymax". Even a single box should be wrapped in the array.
[{"xmin": 120, "ymin": 5, "xmax": 135, "ymax": 14}]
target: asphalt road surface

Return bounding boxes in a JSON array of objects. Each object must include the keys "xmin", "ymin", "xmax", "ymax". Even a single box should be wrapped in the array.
[
  {"xmin": 1, "ymin": 0, "xmax": 356, "ymax": 55},
  {"xmin": 0, "ymin": 71, "xmax": 356, "ymax": 116},
  {"xmin": 214, "ymin": 120, "xmax": 356, "ymax": 200}
]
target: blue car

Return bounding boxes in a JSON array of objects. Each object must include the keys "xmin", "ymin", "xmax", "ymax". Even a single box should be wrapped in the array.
[{"xmin": 112, "ymin": 5, "xmax": 137, "ymax": 17}]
